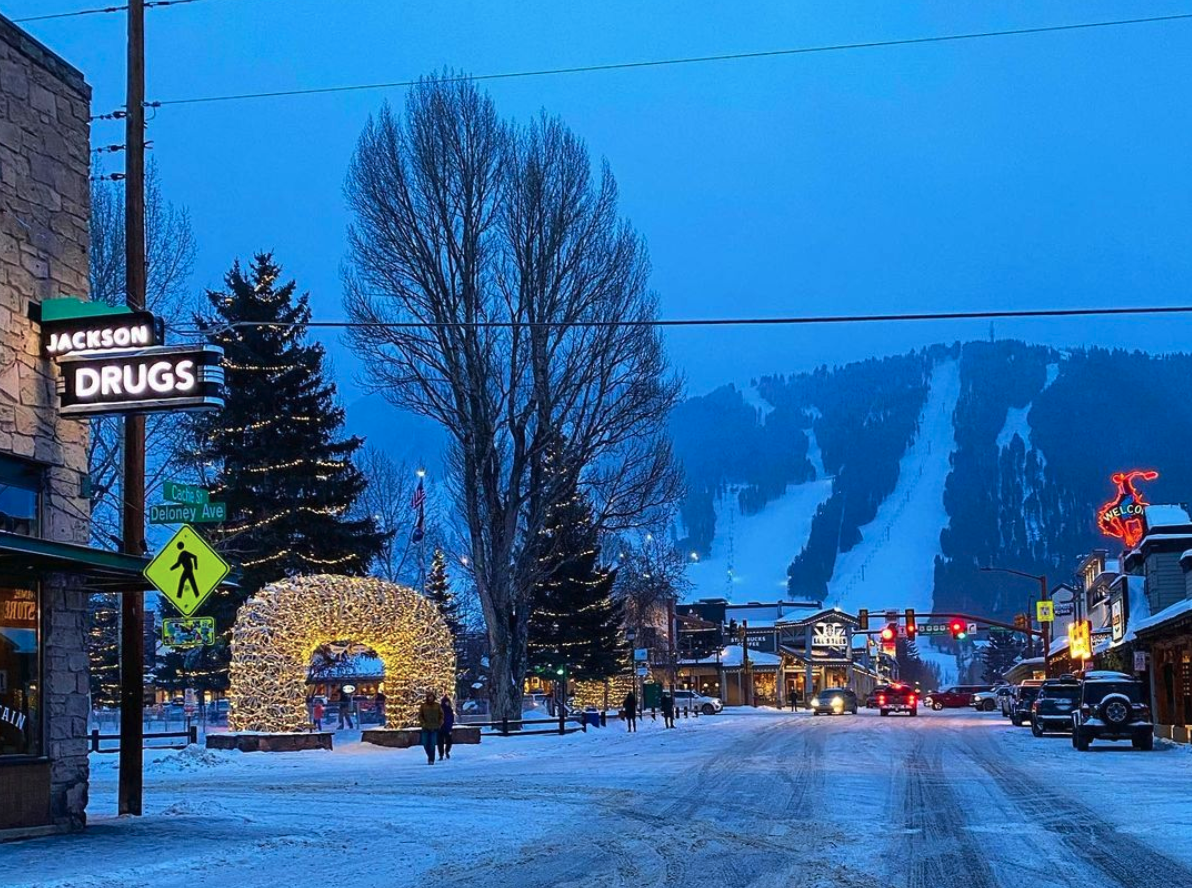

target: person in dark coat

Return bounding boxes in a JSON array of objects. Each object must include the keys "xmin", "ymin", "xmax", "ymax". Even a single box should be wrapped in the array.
[
  {"xmin": 337, "ymin": 688, "xmax": 354, "ymax": 729},
  {"xmin": 417, "ymin": 691, "xmax": 444, "ymax": 765},
  {"xmin": 623, "ymin": 690, "xmax": 637, "ymax": 733},
  {"xmin": 374, "ymin": 690, "xmax": 388, "ymax": 727},
  {"xmin": 661, "ymin": 691, "xmax": 675, "ymax": 729},
  {"xmin": 438, "ymin": 695, "xmax": 455, "ymax": 761}
]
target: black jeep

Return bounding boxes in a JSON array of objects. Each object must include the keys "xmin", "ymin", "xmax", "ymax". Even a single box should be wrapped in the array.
[
  {"xmin": 1071, "ymin": 679, "xmax": 1154, "ymax": 751},
  {"xmin": 1030, "ymin": 679, "xmax": 1080, "ymax": 736}
]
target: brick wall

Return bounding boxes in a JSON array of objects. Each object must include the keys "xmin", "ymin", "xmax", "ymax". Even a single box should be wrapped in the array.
[{"xmin": 0, "ymin": 15, "xmax": 93, "ymax": 830}]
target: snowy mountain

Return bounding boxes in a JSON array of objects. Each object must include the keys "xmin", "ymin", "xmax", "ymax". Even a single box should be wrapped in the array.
[{"xmin": 672, "ymin": 341, "xmax": 1192, "ymax": 624}]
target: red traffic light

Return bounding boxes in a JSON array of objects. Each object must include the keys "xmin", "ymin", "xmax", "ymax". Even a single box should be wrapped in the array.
[
  {"xmin": 880, "ymin": 625, "xmax": 896, "ymax": 642},
  {"xmin": 950, "ymin": 619, "xmax": 967, "ymax": 639}
]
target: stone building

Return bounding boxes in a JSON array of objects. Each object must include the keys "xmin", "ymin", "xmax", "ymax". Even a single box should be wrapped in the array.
[{"xmin": 0, "ymin": 15, "xmax": 146, "ymax": 837}]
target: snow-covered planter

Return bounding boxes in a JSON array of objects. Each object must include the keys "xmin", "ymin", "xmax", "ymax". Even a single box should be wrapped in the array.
[{"xmin": 206, "ymin": 732, "xmax": 334, "ymax": 753}]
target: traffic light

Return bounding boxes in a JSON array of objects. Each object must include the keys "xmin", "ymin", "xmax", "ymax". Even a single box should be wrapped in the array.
[
  {"xmin": 858, "ymin": 608, "xmax": 869, "ymax": 631},
  {"xmin": 950, "ymin": 619, "xmax": 967, "ymax": 640},
  {"xmin": 880, "ymin": 623, "xmax": 897, "ymax": 655},
  {"xmin": 905, "ymin": 609, "xmax": 917, "ymax": 639}
]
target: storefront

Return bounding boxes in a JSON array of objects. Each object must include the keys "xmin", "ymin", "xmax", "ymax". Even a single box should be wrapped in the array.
[{"xmin": 0, "ymin": 16, "xmax": 160, "ymax": 837}]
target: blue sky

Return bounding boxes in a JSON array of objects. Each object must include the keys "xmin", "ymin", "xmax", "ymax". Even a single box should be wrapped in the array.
[{"xmin": 11, "ymin": 1, "xmax": 1192, "ymax": 456}]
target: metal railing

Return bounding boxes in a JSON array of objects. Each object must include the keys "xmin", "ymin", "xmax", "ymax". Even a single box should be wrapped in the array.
[{"xmin": 90, "ymin": 725, "xmax": 198, "ymax": 753}]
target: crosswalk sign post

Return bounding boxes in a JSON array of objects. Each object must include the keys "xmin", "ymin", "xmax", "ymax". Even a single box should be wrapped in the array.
[{"xmin": 144, "ymin": 525, "xmax": 230, "ymax": 617}]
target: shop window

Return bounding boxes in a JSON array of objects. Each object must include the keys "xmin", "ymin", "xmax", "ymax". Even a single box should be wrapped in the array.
[
  {"xmin": 0, "ymin": 456, "xmax": 42, "ymax": 538},
  {"xmin": 0, "ymin": 586, "xmax": 40, "ymax": 757}
]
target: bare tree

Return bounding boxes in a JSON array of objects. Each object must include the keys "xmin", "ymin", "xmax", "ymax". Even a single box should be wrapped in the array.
[
  {"xmin": 353, "ymin": 447, "xmax": 414, "ymax": 583},
  {"xmin": 343, "ymin": 75, "xmax": 682, "ymax": 718},
  {"xmin": 613, "ymin": 531, "xmax": 693, "ymax": 648},
  {"xmin": 87, "ymin": 162, "xmax": 196, "ymax": 546}
]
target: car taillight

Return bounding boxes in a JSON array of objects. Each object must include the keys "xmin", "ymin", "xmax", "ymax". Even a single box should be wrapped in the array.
[
  {"xmin": 909, "ymin": 695, "xmax": 916, "ymax": 706},
  {"xmin": 878, "ymin": 695, "xmax": 886, "ymax": 706}
]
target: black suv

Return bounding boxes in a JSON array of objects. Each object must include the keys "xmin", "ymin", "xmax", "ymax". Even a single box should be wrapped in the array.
[
  {"xmin": 1071, "ymin": 679, "xmax": 1154, "ymax": 751},
  {"xmin": 1030, "ymin": 679, "xmax": 1080, "ymax": 736}
]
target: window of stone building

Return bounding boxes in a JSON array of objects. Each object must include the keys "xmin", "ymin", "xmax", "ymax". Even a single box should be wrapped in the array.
[
  {"xmin": 0, "ymin": 456, "xmax": 42, "ymax": 538},
  {"xmin": 0, "ymin": 585, "xmax": 41, "ymax": 757}
]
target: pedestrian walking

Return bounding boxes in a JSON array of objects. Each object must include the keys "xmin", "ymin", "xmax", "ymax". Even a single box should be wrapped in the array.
[
  {"xmin": 417, "ymin": 691, "xmax": 443, "ymax": 765},
  {"xmin": 312, "ymin": 698, "xmax": 324, "ymax": 731},
  {"xmin": 374, "ymin": 689, "xmax": 388, "ymax": 727},
  {"xmin": 623, "ymin": 690, "xmax": 637, "ymax": 733},
  {"xmin": 337, "ymin": 688, "xmax": 354, "ymax": 729},
  {"xmin": 438, "ymin": 695, "xmax": 455, "ymax": 761},
  {"xmin": 661, "ymin": 691, "xmax": 675, "ymax": 729}
]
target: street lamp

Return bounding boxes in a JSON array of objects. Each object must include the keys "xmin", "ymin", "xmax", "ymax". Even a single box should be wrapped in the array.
[{"xmin": 979, "ymin": 565, "xmax": 1050, "ymax": 662}]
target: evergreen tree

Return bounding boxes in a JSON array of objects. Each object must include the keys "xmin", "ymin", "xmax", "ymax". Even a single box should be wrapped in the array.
[
  {"xmin": 982, "ymin": 630, "xmax": 1025, "ymax": 683},
  {"xmin": 425, "ymin": 548, "xmax": 460, "ymax": 637},
  {"xmin": 87, "ymin": 593, "xmax": 121, "ymax": 707},
  {"xmin": 161, "ymin": 253, "xmax": 385, "ymax": 691},
  {"xmin": 528, "ymin": 493, "xmax": 627, "ymax": 683}
]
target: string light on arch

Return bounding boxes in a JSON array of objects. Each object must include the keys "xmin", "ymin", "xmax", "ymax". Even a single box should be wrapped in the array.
[{"xmin": 228, "ymin": 574, "xmax": 456, "ymax": 733}]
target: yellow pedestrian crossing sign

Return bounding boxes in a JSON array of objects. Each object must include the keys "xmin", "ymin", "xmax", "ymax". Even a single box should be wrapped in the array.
[
  {"xmin": 1036, "ymin": 600, "xmax": 1055, "ymax": 623},
  {"xmin": 144, "ymin": 525, "xmax": 230, "ymax": 617}
]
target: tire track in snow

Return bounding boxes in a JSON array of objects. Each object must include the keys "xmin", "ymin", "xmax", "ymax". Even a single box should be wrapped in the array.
[{"xmin": 964, "ymin": 733, "xmax": 1192, "ymax": 888}]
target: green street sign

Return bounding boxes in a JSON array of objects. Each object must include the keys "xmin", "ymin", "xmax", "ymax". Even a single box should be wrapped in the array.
[
  {"xmin": 150, "ymin": 502, "xmax": 227, "ymax": 524},
  {"xmin": 163, "ymin": 480, "xmax": 209, "ymax": 506},
  {"xmin": 144, "ymin": 525, "xmax": 230, "ymax": 617},
  {"xmin": 162, "ymin": 617, "xmax": 216, "ymax": 648}
]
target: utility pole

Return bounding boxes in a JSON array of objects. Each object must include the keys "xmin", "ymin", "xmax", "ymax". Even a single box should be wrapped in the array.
[{"xmin": 118, "ymin": 0, "xmax": 147, "ymax": 818}]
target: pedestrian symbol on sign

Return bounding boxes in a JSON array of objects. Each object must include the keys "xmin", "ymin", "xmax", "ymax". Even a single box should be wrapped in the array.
[
  {"xmin": 144, "ymin": 525, "xmax": 230, "ymax": 617},
  {"xmin": 171, "ymin": 541, "xmax": 200, "ymax": 600}
]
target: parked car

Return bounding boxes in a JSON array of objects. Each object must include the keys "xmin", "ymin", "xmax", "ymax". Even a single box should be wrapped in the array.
[
  {"xmin": 1030, "ymin": 679, "xmax": 1081, "ymax": 736},
  {"xmin": 971, "ymin": 686, "xmax": 1011, "ymax": 712},
  {"xmin": 1010, "ymin": 680, "xmax": 1045, "ymax": 726},
  {"xmin": 924, "ymin": 685, "xmax": 992, "ymax": 710},
  {"xmin": 672, "ymin": 689, "xmax": 722, "ymax": 715},
  {"xmin": 810, "ymin": 688, "xmax": 858, "ymax": 715},
  {"xmin": 877, "ymin": 684, "xmax": 917, "ymax": 717},
  {"xmin": 1072, "ymin": 678, "xmax": 1154, "ymax": 751},
  {"xmin": 866, "ymin": 685, "xmax": 891, "ymax": 709},
  {"xmin": 999, "ymin": 686, "xmax": 1017, "ymax": 717}
]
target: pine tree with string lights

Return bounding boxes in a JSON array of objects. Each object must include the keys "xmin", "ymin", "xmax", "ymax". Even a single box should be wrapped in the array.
[
  {"xmin": 87, "ymin": 593, "xmax": 121, "ymax": 707},
  {"xmin": 528, "ymin": 492, "xmax": 627, "ymax": 683},
  {"xmin": 164, "ymin": 253, "xmax": 385, "ymax": 692},
  {"xmin": 425, "ymin": 548, "xmax": 460, "ymax": 637}
]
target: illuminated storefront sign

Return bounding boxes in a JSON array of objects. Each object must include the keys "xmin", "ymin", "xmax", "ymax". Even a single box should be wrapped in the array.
[
  {"xmin": 1097, "ymin": 470, "xmax": 1158, "ymax": 549},
  {"xmin": 37, "ymin": 297, "xmax": 164, "ymax": 357},
  {"xmin": 56, "ymin": 344, "xmax": 225, "ymax": 416},
  {"xmin": 811, "ymin": 621, "xmax": 847, "ymax": 649}
]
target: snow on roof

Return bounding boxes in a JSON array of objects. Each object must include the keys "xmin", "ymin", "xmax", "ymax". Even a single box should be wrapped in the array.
[
  {"xmin": 1146, "ymin": 504, "xmax": 1192, "ymax": 528},
  {"xmin": 686, "ymin": 644, "xmax": 783, "ymax": 669},
  {"xmin": 1131, "ymin": 596, "xmax": 1192, "ymax": 637}
]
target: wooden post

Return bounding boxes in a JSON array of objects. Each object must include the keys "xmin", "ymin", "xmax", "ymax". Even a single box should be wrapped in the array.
[{"xmin": 118, "ymin": 0, "xmax": 147, "ymax": 818}]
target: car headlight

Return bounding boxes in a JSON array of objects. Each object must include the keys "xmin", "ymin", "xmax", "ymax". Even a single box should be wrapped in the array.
[{"xmin": 831, "ymin": 697, "xmax": 843, "ymax": 709}]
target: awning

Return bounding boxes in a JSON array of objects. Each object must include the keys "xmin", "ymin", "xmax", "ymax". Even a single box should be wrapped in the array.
[{"xmin": 0, "ymin": 531, "xmax": 150, "ymax": 592}]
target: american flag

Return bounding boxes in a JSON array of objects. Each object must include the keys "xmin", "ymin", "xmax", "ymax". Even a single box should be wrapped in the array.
[{"xmin": 411, "ymin": 478, "xmax": 426, "ymax": 543}]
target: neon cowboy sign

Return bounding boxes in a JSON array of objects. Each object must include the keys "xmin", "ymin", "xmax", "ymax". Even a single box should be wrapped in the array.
[{"xmin": 1097, "ymin": 470, "xmax": 1159, "ymax": 549}]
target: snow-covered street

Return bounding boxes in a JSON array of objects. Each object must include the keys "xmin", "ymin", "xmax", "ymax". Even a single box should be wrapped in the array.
[{"xmin": 6, "ymin": 709, "xmax": 1192, "ymax": 888}]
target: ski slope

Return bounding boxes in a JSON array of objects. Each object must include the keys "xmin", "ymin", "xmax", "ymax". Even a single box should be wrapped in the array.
[
  {"xmin": 685, "ymin": 478, "xmax": 833, "ymax": 602},
  {"xmin": 825, "ymin": 358, "xmax": 962, "ymax": 617}
]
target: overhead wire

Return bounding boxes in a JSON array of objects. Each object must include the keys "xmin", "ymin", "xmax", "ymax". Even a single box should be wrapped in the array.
[
  {"xmin": 147, "ymin": 12, "xmax": 1192, "ymax": 108},
  {"xmin": 182, "ymin": 303, "xmax": 1192, "ymax": 337},
  {"xmin": 11, "ymin": 0, "xmax": 230, "ymax": 24}
]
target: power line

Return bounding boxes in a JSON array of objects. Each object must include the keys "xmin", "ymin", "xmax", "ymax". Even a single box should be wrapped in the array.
[
  {"xmin": 188, "ymin": 303, "xmax": 1192, "ymax": 335},
  {"xmin": 151, "ymin": 12, "xmax": 1192, "ymax": 107},
  {"xmin": 11, "ymin": 0, "xmax": 226, "ymax": 24}
]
